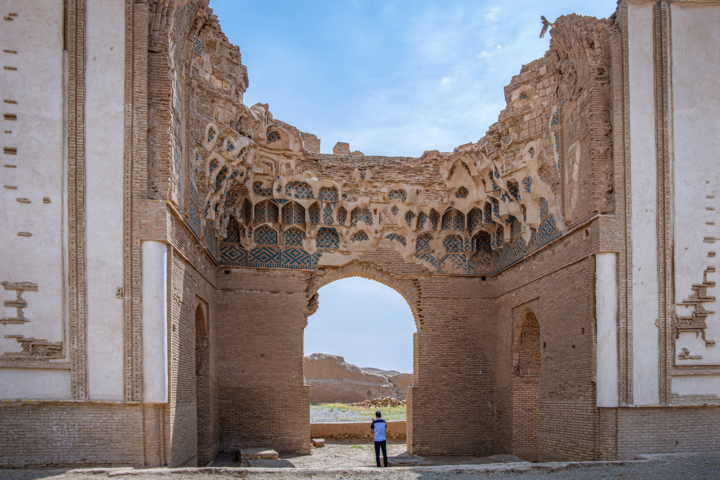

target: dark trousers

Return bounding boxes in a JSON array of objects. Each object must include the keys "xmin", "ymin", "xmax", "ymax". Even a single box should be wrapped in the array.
[{"xmin": 374, "ymin": 440, "xmax": 388, "ymax": 467}]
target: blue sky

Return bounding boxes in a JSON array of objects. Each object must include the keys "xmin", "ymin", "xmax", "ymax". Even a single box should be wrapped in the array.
[
  {"xmin": 304, "ymin": 278, "xmax": 416, "ymax": 373},
  {"xmin": 209, "ymin": 0, "xmax": 618, "ymax": 372},
  {"xmin": 210, "ymin": 0, "xmax": 617, "ymax": 157}
]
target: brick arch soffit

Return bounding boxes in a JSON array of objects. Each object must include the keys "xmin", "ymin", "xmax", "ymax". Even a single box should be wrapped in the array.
[
  {"xmin": 513, "ymin": 307, "xmax": 539, "ymax": 349},
  {"xmin": 306, "ymin": 264, "xmax": 422, "ymax": 331},
  {"xmin": 195, "ymin": 301, "xmax": 209, "ymax": 338}
]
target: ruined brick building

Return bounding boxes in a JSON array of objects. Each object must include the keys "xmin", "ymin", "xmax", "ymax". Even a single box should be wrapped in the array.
[{"xmin": 2, "ymin": 0, "xmax": 720, "ymax": 468}]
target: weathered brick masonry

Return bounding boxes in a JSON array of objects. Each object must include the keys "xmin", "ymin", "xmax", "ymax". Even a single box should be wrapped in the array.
[{"xmin": 4, "ymin": 0, "xmax": 720, "ymax": 468}]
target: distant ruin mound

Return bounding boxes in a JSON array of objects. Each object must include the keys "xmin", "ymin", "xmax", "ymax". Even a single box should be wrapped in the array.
[{"xmin": 304, "ymin": 353, "xmax": 412, "ymax": 403}]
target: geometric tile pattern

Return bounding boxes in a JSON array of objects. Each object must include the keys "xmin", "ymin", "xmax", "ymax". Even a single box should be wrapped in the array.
[
  {"xmin": 282, "ymin": 201, "xmax": 305, "ymax": 224},
  {"xmin": 441, "ymin": 208, "xmax": 464, "ymax": 230},
  {"xmin": 494, "ymin": 236, "xmax": 526, "ymax": 270},
  {"xmin": 461, "ymin": 162, "xmax": 471, "ymax": 174},
  {"xmin": 322, "ymin": 203, "xmax": 334, "ymax": 225},
  {"xmin": 405, "ymin": 210, "xmax": 416, "ymax": 227},
  {"xmin": 253, "ymin": 181, "xmax": 272, "ymax": 197},
  {"xmin": 386, "ymin": 233, "xmax": 406, "ymax": 246},
  {"xmin": 351, "ymin": 230, "xmax": 369, "ymax": 242},
  {"xmin": 507, "ymin": 180, "xmax": 520, "ymax": 202},
  {"xmin": 455, "ymin": 187, "xmax": 469, "ymax": 199},
  {"xmin": 534, "ymin": 214, "xmax": 560, "ymax": 248},
  {"xmin": 484, "ymin": 203, "xmax": 492, "ymax": 224},
  {"xmin": 468, "ymin": 207, "xmax": 483, "ymax": 230},
  {"xmin": 219, "ymin": 243, "xmax": 247, "ymax": 266},
  {"xmin": 429, "ymin": 209, "xmax": 440, "ymax": 230},
  {"xmin": 207, "ymin": 126, "xmax": 216, "ymax": 143},
  {"xmin": 255, "ymin": 200, "xmax": 279, "ymax": 223},
  {"xmin": 193, "ymin": 36, "xmax": 202, "ymax": 56},
  {"xmin": 522, "ymin": 204, "xmax": 527, "ymax": 222},
  {"xmin": 337, "ymin": 207, "xmax": 347, "ymax": 225},
  {"xmin": 497, "ymin": 225, "xmax": 505, "ymax": 245},
  {"xmin": 522, "ymin": 176, "xmax": 532, "ymax": 193},
  {"xmin": 317, "ymin": 227, "xmax": 340, "ymax": 249},
  {"xmin": 528, "ymin": 227, "xmax": 538, "ymax": 248},
  {"xmin": 443, "ymin": 235, "xmax": 464, "ymax": 253},
  {"xmin": 309, "ymin": 203, "xmax": 320, "ymax": 224},
  {"xmin": 540, "ymin": 197, "xmax": 549, "ymax": 217},
  {"xmin": 267, "ymin": 131, "xmax": 281, "ymax": 144},
  {"xmin": 254, "ymin": 225, "xmax": 278, "ymax": 245},
  {"xmin": 469, "ymin": 252, "xmax": 493, "ymax": 273},
  {"xmin": 350, "ymin": 207, "xmax": 373, "ymax": 226},
  {"xmin": 392, "ymin": 205, "xmax": 399, "ymax": 216},
  {"xmin": 490, "ymin": 174, "xmax": 498, "ymax": 190},
  {"xmin": 389, "ymin": 189, "xmax": 407, "ymax": 201},
  {"xmin": 319, "ymin": 186, "xmax": 338, "ymax": 203},
  {"xmin": 473, "ymin": 231, "xmax": 492, "ymax": 254},
  {"xmin": 417, "ymin": 253, "xmax": 437, "ymax": 268},
  {"xmin": 283, "ymin": 227, "xmax": 304, "ymax": 247},
  {"xmin": 417, "ymin": 233, "xmax": 433, "ymax": 252},
  {"xmin": 219, "ymin": 244, "xmax": 320, "ymax": 270},
  {"xmin": 491, "ymin": 197, "xmax": 499, "ymax": 218},
  {"xmin": 188, "ymin": 201, "xmax": 201, "ymax": 236},
  {"xmin": 438, "ymin": 254, "xmax": 469, "ymax": 274},
  {"xmin": 416, "ymin": 211, "xmax": 427, "ymax": 230},
  {"xmin": 189, "ymin": 179, "xmax": 201, "ymax": 206},
  {"xmin": 248, "ymin": 246, "xmax": 281, "ymax": 266},
  {"xmin": 214, "ymin": 166, "xmax": 228, "ymax": 190},
  {"xmin": 209, "ymin": 158, "xmax": 219, "ymax": 174},
  {"xmin": 528, "ymin": 146, "xmax": 535, "ymax": 159},
  {"xmin": 281, "ymin": 248, "xmax": 312, "ymax": 268},
  {"xmin": 286, "ymin": 181, "xmax": 314, "ymax": 199},
  {"xmin": 226, "ymin": 221, "xmax": 242, "ymax": 243}
]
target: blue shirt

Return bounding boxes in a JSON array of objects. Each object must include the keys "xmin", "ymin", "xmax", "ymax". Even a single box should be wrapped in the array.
[{"xmin": 371, "ymin": 418, "xmax": 386, "ymax": 442}]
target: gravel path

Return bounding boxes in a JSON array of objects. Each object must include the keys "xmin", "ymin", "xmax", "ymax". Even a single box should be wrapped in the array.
[{"xmin": 2, "ymin": 452, "xmax": 720, "ymax": 480}]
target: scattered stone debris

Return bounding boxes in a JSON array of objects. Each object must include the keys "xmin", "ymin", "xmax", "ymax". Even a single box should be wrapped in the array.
[{"xmin": 350, "ymin": 397, "xmax": 406, "ymax": 407}]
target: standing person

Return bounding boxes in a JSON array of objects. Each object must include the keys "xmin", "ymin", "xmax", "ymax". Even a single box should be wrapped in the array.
[{"xmin": 371, "ymin": 411, "xmax": 388, "ymax": 467}]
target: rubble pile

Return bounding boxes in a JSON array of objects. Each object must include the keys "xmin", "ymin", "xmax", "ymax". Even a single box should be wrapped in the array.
[{"xmin": 350, "ymin": 397, "xmax": 406, "ymax": 407}]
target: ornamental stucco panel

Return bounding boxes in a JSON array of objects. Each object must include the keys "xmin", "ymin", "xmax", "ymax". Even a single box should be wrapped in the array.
[
  {"xmin": 671, "ymin": 4, "xmax": 720, "ymax": 369},
  {"xmin": 0, "ymin": 0, "xmax": 69, "ymax": 397}
]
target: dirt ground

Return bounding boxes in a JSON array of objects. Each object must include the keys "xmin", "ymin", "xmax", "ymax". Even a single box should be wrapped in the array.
[
  {"xmin": 2, "ymin": 451, "xmax": 720, "ymax": 480},
  {"xmin": 280, "ymin": 439, "xmax": 408, "ymax": 468}
]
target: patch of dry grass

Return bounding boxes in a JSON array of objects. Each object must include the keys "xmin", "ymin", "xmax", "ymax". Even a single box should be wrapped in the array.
[{"xmin": 311, "ymin": 402, "xmax": 406, "ymax": 421}]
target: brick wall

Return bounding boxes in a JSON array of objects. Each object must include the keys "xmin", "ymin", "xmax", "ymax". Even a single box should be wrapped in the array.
[
  {"xmin": 494, "ymin": 223, "xmax": 599, "ymax": 462},
  {"xmin": 0, "ymin": 402, "xmax": 145, "ymax": 467},
  {"xmin": 167, "ymin": 218, "xmax": 219, "ymax": 467},
  {"xmin": 617, "ymin": 406, "xmax": 720, "ymax": 458},
  {"xmin": 215, "ymin": 268, "xmax": 312, "ymax": 453},
  {"xmin": 409, "ymin": 276, "xmax": 496, "ymax": 457},
  {"xmin": 512, "ymin": 376, "xmax": 539, "ymax": 461}
]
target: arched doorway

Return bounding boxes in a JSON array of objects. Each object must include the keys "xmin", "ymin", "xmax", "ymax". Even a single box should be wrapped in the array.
[
  {"xmin": 195, "ymin": 304, "xmax": 211, "ymax": 465},
  {"xmin": 512, "ymin": 308, "xmax": 540, "ymax": 461},
  {"xmin": 305, "ymin": 269, "xmax": 421, "ymax": 452}
]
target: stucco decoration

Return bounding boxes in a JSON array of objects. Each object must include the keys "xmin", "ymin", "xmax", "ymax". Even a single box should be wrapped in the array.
[{"xmin": 179, "ymin": 9, "xmax": 632, "ymax": 276}]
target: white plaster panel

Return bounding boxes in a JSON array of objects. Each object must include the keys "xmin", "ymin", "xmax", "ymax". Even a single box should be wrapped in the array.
[
  {"xmin": 628, "ymin": 3, "xmax": 660, "ymax": 405},
  {"xmin": 671, "ymin": 4, "xmax": 720, "ymax": 368},
  {"xmin": 142, "ymin": 241, "xmax": 168, "ymax": 404},
  {"xmin": 596, "ymin": 253, "xmax": 619, "ymax": 408},
  {"xmin": 0, "ymin": 1, "xmax": 68, "ymax": 384},
  {"xmin": 0, "ymin": 369, "xmax": 71, "ymax": 399},
  {"xmin": 672, "ymin": 375, "xmax": 720, "ymax": 401},
  {"xmin": 85, "ymin": 0, "xmax": 125, "ymax": 400}
]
